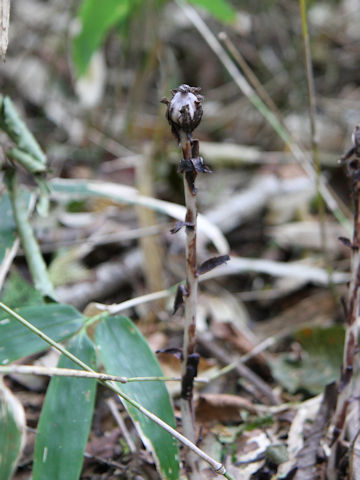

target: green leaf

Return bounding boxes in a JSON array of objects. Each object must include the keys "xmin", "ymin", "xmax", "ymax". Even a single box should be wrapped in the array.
[
  {"xmin": 0, "ymin": 378, "xmax": 26, "ymax": 480},
  {"xmin": 0, "ymin": 96, "xmax": 47, "ymax": 170},
  {"xmin": 269, "ymin": 325, "xmax": 345, "ymax": 394},
  {"xmin": 0, "ymin": 193, "xmax": 17, "ymax": 272},
  {"xmin": 0, "ymin": 192, "xmax": 31, "ymax": 277},
  {"xmin": 33, "ymin": 332, "xmax": 97, "ymax": 480},
  {"xmin": 1, "ymin": 271, "xmax": 43, "ymax": 308},
  {"xmin": 188, "ymin": 0, "xmax": 236, "ymax": 22},
  {"xmin": 0, "ymin": 304, "xmax": 84, "ymax": 364},
  {"xmin": 95, "ymin": 316, "xmax": 179, "ymax": 480},
  {"xmin": 72, "ymin": 0, "xmax": 130, "ymax": 77}
]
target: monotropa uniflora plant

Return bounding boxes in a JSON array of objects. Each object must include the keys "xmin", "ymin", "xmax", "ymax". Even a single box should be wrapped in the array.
[
  {"xmin": 326, "ymin": 126, "xmax": 360, "ymax": 478},
  {"xmin": 161, "ymin": 85, "xmax": 230, "ymax": 478}
]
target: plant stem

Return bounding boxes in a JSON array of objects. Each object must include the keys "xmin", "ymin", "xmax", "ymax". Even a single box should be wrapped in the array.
[
  {"xmin": 7, "ymin": 169, "xmax": 55, "ymax": 299},
  {"xmin": 0, "ymin": 301, "xmax": 234, "ymax": 479},
  {"xmin": 181, "ymin": 158, "xmax": 198, "ymax": 368},
  {"xmin": 0, "ymin": 364, "xmax": 206, "ymax": 383},
  {"xmin": 180, "ymin": 138, "xmax": 201, "ymax": 479},
  {"xmin": 328, "ymin": 149, "xmax": 360, "ymax": 477}
]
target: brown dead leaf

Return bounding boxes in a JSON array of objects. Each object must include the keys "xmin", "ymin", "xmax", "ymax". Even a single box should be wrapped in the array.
[{"xmin": 196, "ymin": 393, "xmax": 256, "ymax": 424}]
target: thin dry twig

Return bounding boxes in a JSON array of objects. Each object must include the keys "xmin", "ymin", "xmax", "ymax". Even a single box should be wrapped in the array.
[{"xmin": 107, "ymin": 398, "xmax": 137, "ymax": 454}]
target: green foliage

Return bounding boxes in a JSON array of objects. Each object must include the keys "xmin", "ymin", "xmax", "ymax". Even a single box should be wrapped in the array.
[
  {"xmin": 0, "ymin": 379, "xmax": 26, "ymax": 480},
  {"xmin": 71, "ymin": 0, "xmax": 131, "ymax": 76},
  {"xmin": 96, "ymin": 316, "xmax": 180, "ymax": 480},
  {"xmin": 0, "ymin": 272, "xmax": 43, "ymax": 308},
  {"xmin": 33, "ymin": 333, "xmax": 97, "ymax": 480},
  {"xmin": 71, "ymin": 0, "xmax": 236, "ymax": 76},
  {"xmin": 269, "ymin": 325, "xmax": 345, "ymax": 394},
  {"xmin": 188, "ymin": 0, "xmax": 236, "ymax": 22},
  {"xmin": 0, "ymin": 192, "xmax": 31, "ymax": 269},
  {"xmin": 0, "ymin": 304, "xmax": 84, "ymax": 364},
  {"xmin": 0, "ymin": 96, "xmax": 47, "ymax": 173}
]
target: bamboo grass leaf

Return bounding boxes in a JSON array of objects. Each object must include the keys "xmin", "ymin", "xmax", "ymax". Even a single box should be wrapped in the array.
[
  {"xmin": 71, "ymin": 0, "xmax": 130, "ymax": 77},
  {"xmin": 188, "ymin": 0, "xmax": 236, "ymax": 22},
  {"xmin": 0, "ymin": 192, "xmax": 30, "ymax": 284},
  {"xmin": 0, "ymin": 378, "xmax": 26, "ymax": 480},
  {"xmin": 95, "ymin": 316, "xmax": 180, "ymax": 480},
  {"xmin": 0, "ymin": 96, "xmax": 47, "ymax": 171},
  {"xmin": 6, "ymin": 170, "xmax": 55, "ymax": 299},
  {"xmin": 0, "ymin": 272, "xmax": 43, "ymax": 308},
  {"xmin": 33, "ymin": 332, "xmax": 97, "ymax": 480},
  {"xmin": 0, "ymin": 304, "xmax": 84, "ymax": 364}
]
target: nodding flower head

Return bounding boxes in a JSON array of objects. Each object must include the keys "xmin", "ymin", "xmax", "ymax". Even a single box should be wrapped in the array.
[{"xmin": 162, "ymin": 84, "xmax": 203, "ymax": 143}]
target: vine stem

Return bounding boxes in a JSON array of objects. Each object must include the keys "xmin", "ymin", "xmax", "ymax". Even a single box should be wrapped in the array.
[{"xmin": 0, "ymin": 301, "xmax": 234, "ymax": 479}]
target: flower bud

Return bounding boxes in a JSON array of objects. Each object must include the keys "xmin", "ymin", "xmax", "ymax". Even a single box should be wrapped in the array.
[{"xmin": 163, "ymin": 84, "xmax": 203, "ymax": 144}]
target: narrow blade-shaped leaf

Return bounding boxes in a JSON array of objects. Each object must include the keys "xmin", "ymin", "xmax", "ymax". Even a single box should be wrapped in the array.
[
  {"xmin": 188, "ymin": 0, "xmax": 236, "ymax": 22},
  {"xmin": 0, "ymin": 96, "xmax": 47, "ymax": 167},
  {"xmin": 95, "ymin": 316, "xmax": 179, "ymax": 480},
  {"xmin": 0, "ymin": 378, "xmax": 26, "ymax": 480},
  {"xmin": 0, "ymin": 192, "xmax": 31, "ymax": 285},
  {"xmin": 0, "ymin": 304, "xmax": 84, "ymax": 364},
  {"xmin": 71, "ymin": 0, "xmax": 130, "ymax": 76},
  {"xmin": 1, "ymin": 272, "xmax": 43, "ymax": 308},
  {"xmin": 33, "ymin": 332, "xmax": 97, "ymax": 480}
]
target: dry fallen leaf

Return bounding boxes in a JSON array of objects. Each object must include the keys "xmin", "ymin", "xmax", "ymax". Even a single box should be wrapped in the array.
[{"xmin": 196, "ymin": 393, "xmax": 256, "ymax": 424}]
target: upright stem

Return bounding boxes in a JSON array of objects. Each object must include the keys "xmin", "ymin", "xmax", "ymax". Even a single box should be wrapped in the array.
[
  {"xmin": 162, "ymin": 84, "xmax": 206, "ymax": 478},
  {"xmin": 328, "ymin": 153, "xmax": 360, "ymax": 477},
  {"xmin": 180, "ymin": 139, "xmax": 200, "ymax": 478},
  {"xmin": 182, "ymin": 147, "xmax": 198, "ymax": 365}
]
